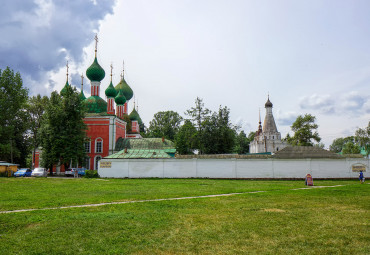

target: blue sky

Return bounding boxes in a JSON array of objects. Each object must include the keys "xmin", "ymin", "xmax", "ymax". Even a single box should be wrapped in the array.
[{"xmin": 1, "ymin": 0, "xmax": 369, "ymax": 147}]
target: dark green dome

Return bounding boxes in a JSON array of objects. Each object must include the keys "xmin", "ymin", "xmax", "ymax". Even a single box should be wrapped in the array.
[
  {"xmin": 129, "ymin": 108, "xmax": 141, "ymax": 121},
  {"xmin": 115, "ymin": 77, "xmax": 133, "ymax": 101},
  {"xmin": 86, "ymin": 57, "xmax": 105, "ymax": 82},
  {"xmin": 115, "ymin": 90, "xmax": 126, "ymax": 105},
  {"xmin": 84, "ymin": 96, "xmax": 107, "ymax": 113},
  {"xmin": 60, "ymin": 81, "xmax": 70, "ymax": 96},
  {"xmin": 79, "ymin": 90, "xmax": 86, "ymax": 101},
  {"xmin": 105, "ymin": 81, "xmax": 117, "ymax": 98}
]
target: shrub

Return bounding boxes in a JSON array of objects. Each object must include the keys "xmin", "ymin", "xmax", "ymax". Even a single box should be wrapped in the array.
[{"xmin": 85, "ymin": 170, "xmax": 99, "ymax": 178}]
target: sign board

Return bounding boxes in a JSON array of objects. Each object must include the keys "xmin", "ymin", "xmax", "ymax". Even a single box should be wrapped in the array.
[
  {"xmin": 305, "ymin": 174, "xmax": 313, "ymax": 186},
  {"xmin": 100, "ymin": 161, "xmax": 112, "ymax": 168},
  {"xmin": 352, "ymin": 163, "xmax": 366, "ymax": 172}
]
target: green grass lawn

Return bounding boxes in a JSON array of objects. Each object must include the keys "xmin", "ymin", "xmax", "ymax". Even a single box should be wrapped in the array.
[{"xmin": 0, "ymin": 178, "xmax": 369, "ymax": 254}]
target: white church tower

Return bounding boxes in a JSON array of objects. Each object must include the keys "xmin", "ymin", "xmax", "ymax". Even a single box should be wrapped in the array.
[{"xmin": 250, "ymin": 96, "xmax": 287, "ymax": 153}]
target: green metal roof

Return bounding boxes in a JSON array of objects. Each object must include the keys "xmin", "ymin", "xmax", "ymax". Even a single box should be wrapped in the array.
[
  {"xmin": 106, "ymin": 149, "xmax": 173, "ymax": 159},
  {"xmin": 84, "ymin": 95, "xmax": 107, "ymax": 113},
  {"xmin": 115, "ymin": 138, "xmax": 175, "ymax": 151}
]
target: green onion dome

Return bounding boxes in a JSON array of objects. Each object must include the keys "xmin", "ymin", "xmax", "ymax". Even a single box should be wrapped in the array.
[
  {"xmin": 60, "ymin": 81, "xmax": 70, "ymax": 96},
  {"xmin": 86, "ymin": 57, "xmax": 105, "ymax": 82},
  {"xmin": 115, "ymin": 77, "xmax": 133, "ymax": 101},
  {"xmin": 115, "ymin": 89, "xmax": 127, "ymax": 105},
  {"xmin": 105, "ymin": 81, "xmax": 117, "ymax": 98},
  {"xmin": 129, "ymin": 108, "xmax": 140, "ymax": 121},
  {"xmin": 79, "ymin": 90, "xmax": 87, "ymax": 101},
  {"xmin": 84, "ymin": 96, "xmax": 107, "ymax": 113}
]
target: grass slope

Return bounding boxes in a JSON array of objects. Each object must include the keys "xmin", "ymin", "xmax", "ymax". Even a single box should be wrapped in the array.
[{"xmin": 0, "ymin": 178, "xmax": 369, "ymax": 254}]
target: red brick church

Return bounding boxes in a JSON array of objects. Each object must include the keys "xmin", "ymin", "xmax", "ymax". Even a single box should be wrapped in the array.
[{"xmin": 33, "ymin": 36, "xmax": 143, "ymax": 172}]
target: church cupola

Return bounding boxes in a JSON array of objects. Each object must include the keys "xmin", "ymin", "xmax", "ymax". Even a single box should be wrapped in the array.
[
  {"xmin": 105, "ymin": 64, "xmax": 117, "ymax": 115},
  {"xmin": 86, "ymin": 35, "xmax": 105, "ymax": 97},
  {"xmin": 115, "ymin": 89, "xmax": 126, "ymax": 118},
  {"xmin": 79, "ymin": 73, "xmax": 87, "ymax": 101},
  {"xmin": 60, "ymin": 61, "xmax": 70, "ymax": 96},
  {"xmin": 129, "ymin": 102, "xmax": 141, "ymax": 133},
  {"xmin": 265, "ymin": 95, "xmax": 273, "ymax": 108},
  {"xmin": 115, "ymin": 61, "xmax": 133, "ymax": 114}
]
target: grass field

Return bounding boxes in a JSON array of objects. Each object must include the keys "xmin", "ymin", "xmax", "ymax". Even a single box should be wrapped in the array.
[{"xmin": 0, "ymin": 178, "xmax": 369, "ymax": 254}]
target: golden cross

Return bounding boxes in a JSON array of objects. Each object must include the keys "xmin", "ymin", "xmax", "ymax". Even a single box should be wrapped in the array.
[
  {"xmin": 94, "ymin": 34, "xmax": 98, "ymax": 56},
  {"xmin": 66, "ymin": 61, "xmax": 69, "ymax": 80}
]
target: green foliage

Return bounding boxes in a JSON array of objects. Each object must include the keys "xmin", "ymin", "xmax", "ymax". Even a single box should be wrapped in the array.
[
  {"xmin": 39, "ymin": 86, "xmax": 87, "ymax": 173},
  {"xmin": 200, "ymin": 106, "xmax": 236, "ymax": 154},
  {"xmin": 355, "ymin": 121, "xmax": 370, "ymax": 156},
  {"xmin": 186, "ymin": 97, "xmax": 211, "ymax": 132},
  {"xmin": 175, "ymin": 120, "xmax": 197, "ymax": 154},
  {"xmin": 287, "ymin": 114, "xmax": 321, "ymax": 146},
  {"xmin": 329, "ymin": 136, "xmax": 355, "ymax": 153},
  {"xmin": 147, "ymin": 111, "xmax": 183, "ymax": 141},
  {"xmin": 342, "ymin": 142, "xmax": 361, "ymax": 154},
  {"xmin": 234, "ymin": 131, "xmax": 250, "ymax": 154},
  {"xmin": 84, "ymin": 170, "xmax": 99, "ymax": 178},
  {"xmin": 0, "ymin": 67, "xmax": 30, "ymax": 166},
  {"xmin": 28, "ymin": 94, "xmax": 49, "ymax": 169}
]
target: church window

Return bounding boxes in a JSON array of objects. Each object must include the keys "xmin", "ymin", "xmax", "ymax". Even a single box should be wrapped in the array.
[
  {"xmin": 273, "ymin": 136, "xmax": 274, "ymax": 139},
  {"xmin": 95, "ymin": 138, "xmax": 103, "ymax": 153},
  {"xmin": 84, "ymin": 141, "xmax": 91, "ymax": 153}
]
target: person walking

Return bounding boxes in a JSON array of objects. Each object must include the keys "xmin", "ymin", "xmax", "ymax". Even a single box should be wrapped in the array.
[{"xmin": 359, "ymin": 170, "xmax": 365, "ymax": 184}]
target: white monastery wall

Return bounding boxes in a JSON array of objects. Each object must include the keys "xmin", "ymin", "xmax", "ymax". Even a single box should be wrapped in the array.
[{"xmin": 98, "ymin": 158, "xmax": 369, "ymax": 179}]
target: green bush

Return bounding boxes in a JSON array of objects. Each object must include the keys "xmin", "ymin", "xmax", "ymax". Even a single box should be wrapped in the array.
[{"xmin": 84, "ymin": 170, "xmax": 99, "ymax": 178}]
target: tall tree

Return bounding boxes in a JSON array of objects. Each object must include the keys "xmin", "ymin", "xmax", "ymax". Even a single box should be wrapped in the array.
[
  {"xmin": 287, "ymin": 114, "xmax": 321, "ymax": 146},
  {"xmin": 185, "ymin": 98, "xmax": 211, "ymax": 153},
  {"xmin": 201, "ymin": 106, "xmax": 236, "ymax": 154},
  {"xmin": 39, "ymin": 86, "xmax": 87, "ymax": 174},
  {"xmin": 28, "ymin": 95, "xmax": 49, "ymax": 169},
  {"xmin": 147, "ymin": 111, "xmax": 183, "ymax": 141},
  {"xmin": 342, "ymin": 142, "xmax": 361, "ymax": 154},
  {"xmin": 0, "ymin": 67, "xmax": 30, "ymax": 166},
  {"xmin": 355, "ymin": 121, "xmax": 370, "ymax": 157},
  {"xmin": 234, "ymin": 131, "xmax": 255, "ymax": 154},
  {"xmin": 175, "ymin": 120, "xmax": 197, "ymax": 154},
  {"xmin": 329, "ymin": 136, "xmax": 355, "ymax": 153}
]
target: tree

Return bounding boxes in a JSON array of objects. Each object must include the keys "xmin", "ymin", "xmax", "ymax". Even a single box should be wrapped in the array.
[
  {"xmin": 329, "ymin": 136, "xmax": 355, "ymax": 153},
  {"xmin": 200, "ymin": 106, "xmax": 236, "ymax": 154},
  {"xmin": 147, "ymin": 111, "xmax": 183, "ymax": 141},
  {"xmin": 0, "ymin": 67, "xmax": 30, "ymax": 166},
  {"xmin": 342, "ymin": 142, "xmax": 361, "ymax": 154},
  {"xmin": 28, "ymin": 94, "xmax": 49, "ymax": 169},
  {"xmin": 39, "ymin": 86, "xmax": 87, "ymax": 174},
  {"xmin": 355, "ymin": 121, "xmax": 370, "ymax": 157},
  {"xmin": 234, "ymin": 131, "xmax": 250, "ymax": 154},
  {"xmin": 175, "ymin": 120, "xmax": 197, "ymax": 154},
  {"xmin": 287, "ymin": 114, "xmax": 321, "ymax": 146},
  {"xmin": 185, "ymin": 98, "xmax": 211, "ymax": 154}
]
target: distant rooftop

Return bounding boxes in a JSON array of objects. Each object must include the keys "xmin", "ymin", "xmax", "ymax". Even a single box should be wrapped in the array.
[
  {"xmin": 273, "ymin": 146, "xmax": 344, "ymax": 159},
  {"xmin": 106, "ymin": 149, "xmax": 176, "ymax": 159},
  {"xmin": 115, "ymin": 138, "xmax": 175, "ymax": 151}
]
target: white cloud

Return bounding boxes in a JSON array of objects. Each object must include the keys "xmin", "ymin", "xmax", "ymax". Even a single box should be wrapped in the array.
[{"xmin": 299, "ymin": 94, "xmax": 335, "ymax": 114}]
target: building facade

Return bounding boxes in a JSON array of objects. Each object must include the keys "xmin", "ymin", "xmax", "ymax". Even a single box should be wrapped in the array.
[
  {"xmin": 33, "ymin": 36, "xmax": 143, "ymax": 172},
  {"xmin": 249, "ymin": 96, "xmax": 287, "ymax": 153}
]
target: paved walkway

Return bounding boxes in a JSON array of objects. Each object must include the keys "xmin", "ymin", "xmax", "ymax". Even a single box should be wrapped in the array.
[{"xmin": 0, "ymin": 185, "xmax": 345, "ymax": 214}]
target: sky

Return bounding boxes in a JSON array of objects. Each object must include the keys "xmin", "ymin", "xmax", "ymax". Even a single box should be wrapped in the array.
[{"xmin": 1, "ymin": 0, "xmax": 369, "ymax": 148}]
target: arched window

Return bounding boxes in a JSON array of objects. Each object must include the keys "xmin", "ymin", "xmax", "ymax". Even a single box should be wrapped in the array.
[
  {"xmin": 95, "ymin": 156, "xmax": 102, "ymax": 170},
  {"xmin": 95, "ymin": 138, "xmax": 103, "ymax": 153}
]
